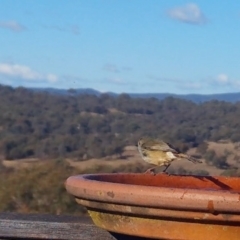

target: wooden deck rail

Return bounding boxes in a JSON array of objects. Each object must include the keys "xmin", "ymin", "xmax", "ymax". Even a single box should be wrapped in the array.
[{"xmin": 0, "ymin": 212, "xmax": 148, "ymax": 240}]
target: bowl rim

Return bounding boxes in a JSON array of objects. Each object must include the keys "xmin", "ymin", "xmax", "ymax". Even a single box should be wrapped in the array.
[{"xmin": 65, "ymin": 173, "xmax": 240, "ymax": 213}]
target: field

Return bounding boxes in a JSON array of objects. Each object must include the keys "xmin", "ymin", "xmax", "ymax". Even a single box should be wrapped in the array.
[
  {"xmin": 2, "ymin": 141, "xmax": 240, "ymax": 176},
  {"xmin": 1, "ymin": 140, "xmax": 240, "ymax": 215}
]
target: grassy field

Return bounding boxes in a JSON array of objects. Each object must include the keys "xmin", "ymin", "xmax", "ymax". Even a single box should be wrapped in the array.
[
  {"xmin": 2, "ymin": 141, "xmax": 240, "ymax": 176},
  {"xmin": 1, "ymin": 141, "xmax": 239, "ymax": 214}
]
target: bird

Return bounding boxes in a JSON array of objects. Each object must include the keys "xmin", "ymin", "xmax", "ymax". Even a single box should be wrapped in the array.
[{"xmin": 137, "ymin": 137, "xmax": 202, "ymax": 174}]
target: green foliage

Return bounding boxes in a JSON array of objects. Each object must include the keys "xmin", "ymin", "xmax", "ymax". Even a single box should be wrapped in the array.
[
  {"xmin": 204, "ymin": 150, "xmax": 229, "ymax": 169},
  {"xmin": 197, "ymin": 142, "xmax": 209, "ymax": 155},
  {"xmin": 169, "ymin": 167, "xmax": 209, "ymax": 176},
  {"xmin": 175, "ymin": 167, "xmax": 190, "ymax": 175},
  {"xmin": 193, "ymin": 169, "xmax": 209, "ymax": 176},
  {"xmin": 0, "ymin": 161, "xmax": 86, "ymax": 214},
  {"xmin": 0, "ymin": 159, "xmax": 150, "ymax": 214},
  {"xmin": 212, "ymin": 155, "xmax": 229, "ymax": 169},
  {"xmin": 1, "ymin": 85, "xmax": 240, "ymax": 160},
  {"xmin": 221, "ymin": 168, "xmax": 240, "ymax": 177},
  {"xmin": 204, "ymin": 150, "xmax": 217, "ymax": 164}
]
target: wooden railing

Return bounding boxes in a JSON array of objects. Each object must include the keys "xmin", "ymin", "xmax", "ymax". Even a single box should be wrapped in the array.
[{"xmin": 0, "ymin": 212, "xmax": 147, "ymax": 240}]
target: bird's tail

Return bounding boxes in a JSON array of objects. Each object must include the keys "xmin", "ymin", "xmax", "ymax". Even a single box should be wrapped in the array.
[{"xmin": 177, "ymin": 153, "xmax": 202, "ymax": 164}]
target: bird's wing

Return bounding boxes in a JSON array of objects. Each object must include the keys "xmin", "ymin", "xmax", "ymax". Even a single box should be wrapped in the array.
[{"xmin": 143, "ymin": 139, "xmax": 179, "ymax": 153}]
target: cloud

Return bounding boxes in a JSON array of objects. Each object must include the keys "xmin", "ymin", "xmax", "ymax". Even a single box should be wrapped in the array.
[
  {"xmin": 0, "ymin": 20, "xmax": 26, "ymax": 32},
  {"xmin": 43, "ymin": 24, "xmax": 80, "ymax": 35},
  {"xmin": 46, "ymin": 74, "xmax": 58, "ymax": 83},
  {"xmin": 167, "ymin": 3, "xmax": 207, "ymax": 25},
  {"xmin": 0, "ymin": 63, "xmax": 58, "ymax": 83},
  {"xmin": 215, "ymin": 73, "xmax": 229, "ymax": 84},
  {"xmin": 0, "ymin": 63, "xmax": 40, "ymax": 79},
  {"xmin": 211, "ymin": 73, "xmax": 240, "ymax": 90},
  {"xmin": 103, "ymin": 64, "xmax": 119, "ymax": 73}
]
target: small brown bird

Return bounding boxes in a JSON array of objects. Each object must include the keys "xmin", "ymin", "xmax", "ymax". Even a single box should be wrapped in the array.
[{"xmin": 137, "ymin": 137, "xmax": 202, "ymax": 174}]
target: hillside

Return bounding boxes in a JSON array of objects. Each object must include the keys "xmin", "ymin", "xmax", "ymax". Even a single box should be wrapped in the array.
[{"xmin": 1, "ymin": 84, "xmax": 240, "ymax": 168}]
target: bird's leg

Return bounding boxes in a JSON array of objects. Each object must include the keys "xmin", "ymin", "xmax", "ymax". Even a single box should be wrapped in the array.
[
  {"xmin": 144, "ymin": 167, "xmax": 156, "ymax": 175},
  {"xmin": 162, "ymin": 164, "xmax": 171, "ymax": 174},
  {"xmin": 144, "ymin": 165, "xmax": 170, "ymax": 175}
]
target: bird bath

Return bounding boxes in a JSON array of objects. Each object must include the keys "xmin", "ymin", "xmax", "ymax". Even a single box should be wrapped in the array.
[{"xmin": 65, "ymin": 173, "xmax": 240, "ymax": 240}]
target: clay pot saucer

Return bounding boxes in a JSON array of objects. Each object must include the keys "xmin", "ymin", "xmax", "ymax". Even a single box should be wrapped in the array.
[{"xmin": 65, "ymin": 173, "xmax": 240, "ymax": 240}]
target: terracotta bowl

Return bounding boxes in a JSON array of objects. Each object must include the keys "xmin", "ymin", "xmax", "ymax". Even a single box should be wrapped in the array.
[{"xmin": 65, "ymin": 173, "xmax": 240, "ymax": 240}]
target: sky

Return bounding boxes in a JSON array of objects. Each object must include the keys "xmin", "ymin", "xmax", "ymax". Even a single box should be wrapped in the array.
[{"xmin": 0, "ymin": 1, "xmax": 240, "ymax": 94}]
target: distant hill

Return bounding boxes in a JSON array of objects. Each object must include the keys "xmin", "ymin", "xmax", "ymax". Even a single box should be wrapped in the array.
[
  {"xmin": 30, "ymin": 87, "xmax": 240, "ymax": 103},
  {"xmin": 130, "ymin": 92, "xmax": 240, "ymax": 103},
  {"xmin": 30, "ymin": 87, "xmax": 101, "ymax": 96}
]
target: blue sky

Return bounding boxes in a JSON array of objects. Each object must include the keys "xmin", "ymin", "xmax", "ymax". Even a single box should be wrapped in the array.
[{"xmin": 0, "ymin": 1, "xmax": 240, "ymax": 94}]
